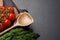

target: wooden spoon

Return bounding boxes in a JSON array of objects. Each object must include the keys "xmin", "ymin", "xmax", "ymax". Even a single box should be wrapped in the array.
[
  {"xmin": 0, "ymin": 0, "xmax": 3, "ymax": 6},
  {"xmin": 0, "ymin": 12, "xmax": 34, "ymax": 35}
]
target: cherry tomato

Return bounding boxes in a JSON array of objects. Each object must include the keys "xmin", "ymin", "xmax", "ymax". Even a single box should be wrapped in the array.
[
  {"xmin": 0, "ymin": 25, "xmax": 4, "ymax": 32},
  {"xmin": 0, "ymin": 6, "xmax": 6, "ymax": 13},
  {"xmin": 7, "ymin": 12, "xmax": 16, "ymax": 21},
  {"xmin": 3, "ymin": 19, "xmax": 11, "ymax": 27},
  {"xmin": 7, "ymin": 6, "xmax": 14, "ymax": 13},
  {"xmin": 1, "ymin": 16, "xmax": 4, "ymax": 18}
]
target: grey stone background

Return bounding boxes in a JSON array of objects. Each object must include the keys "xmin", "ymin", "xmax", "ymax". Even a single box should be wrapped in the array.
[{"xmin": 3, "ymin": 0, "xmax": 60, "ymax": 40}]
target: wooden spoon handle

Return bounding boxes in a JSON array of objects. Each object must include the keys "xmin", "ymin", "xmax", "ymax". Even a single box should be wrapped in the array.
[
  {"xmin": 0, "ymin": 0, "xmax": 3, "ymax": 6},
  {"xmin": 0, "ymin": 25, "xmax": 16, "ymax": 35}
]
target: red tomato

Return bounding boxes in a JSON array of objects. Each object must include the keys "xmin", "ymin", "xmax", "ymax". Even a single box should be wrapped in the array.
[
  {"xmin": 3, "ymin": 19, "xmax": 11, "ymax": 27},
  {"xmin": 7, "ymin": 6, "xmax": 14, "ymax": 13},
  {"xmin": 7, "ymin": 13, "xmax": 16, "ymax": 21},
  {"xmin": 0, "ymin": 25, "xmax": 4, "ymax": 32},
  {"xmin": 1, "ymin": 16, "xmax": 6, "ymax": 19},
  {"xmin": 0, "ymin": 6, "xmax": 6, "ymax": 13}
]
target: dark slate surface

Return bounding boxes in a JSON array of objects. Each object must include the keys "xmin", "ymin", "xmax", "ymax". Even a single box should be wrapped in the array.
[{"xmin": 3, "ymin": 0, "xmax": 60, "ymax": 40}]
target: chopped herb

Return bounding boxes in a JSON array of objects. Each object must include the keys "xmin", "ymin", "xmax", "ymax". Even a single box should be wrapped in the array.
[
  {"xmin": 0, "ymin": 8, "xmax": 2, "ymax": 11},
  {"xmin": 0, "ymin": 23, "xmax": 2, "ymax": 26}
]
